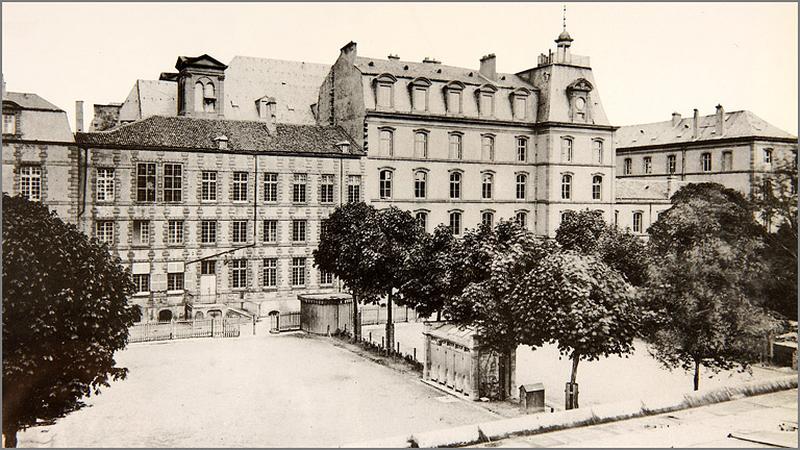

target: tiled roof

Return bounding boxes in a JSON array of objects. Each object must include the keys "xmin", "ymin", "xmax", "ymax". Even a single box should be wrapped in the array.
[
  {"xmin": 75, "ymin": 115, "xmax": 363, "ymax": 156},
  {"xmin": 2, "ymin": 92, "xmax": 62, "ymax": 111},
  {"xmin": 616, "ymin": 110, "xmax": 796, "ymax": 149},
  {"xmin": 354, "ymin": 56, "xmax": 534, "ymax": 90}
]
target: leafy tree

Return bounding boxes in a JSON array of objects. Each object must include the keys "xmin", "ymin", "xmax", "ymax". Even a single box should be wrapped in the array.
[
  {"xmin": 2, "ymin": 194, "xmax": 140, "ymax": 447},
  {"xmin": 752, "ymin": 156, "xmax": 798, "ymax": 318},
  {"xmin": 556, "ymin": 209, "xmax": 648, "ymax": 286},
  {"xmin": 397, "ymin": 225, "xmax": 457, "ymax": 320},
  {"xmin": 644, "ymin": 183, "xmax": 779, "ymax": 390},
  {"xmin": 515, "ymin": 251, "xmax": 639, "ymax": 408},
  {"xmin": 314, "ymin": 202, "xmax": 384, "ymax": 341},
  {"xmin": 373, "ymin": 206, "xmax": 422, "ymax": 351}
]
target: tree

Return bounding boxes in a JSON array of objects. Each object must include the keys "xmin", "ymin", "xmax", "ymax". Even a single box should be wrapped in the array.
[
  {"xmin": 373, "ymin": 206, "xmax": 422, "ymax": 351},
  {"xmin": 515, "ymin": 251, "xmax": 640, "ymax": 408},
  {"xmin": 397, "ymin": 225, "xmax": 457, "ymax": 320},
  {"xmin": 644, "ymin": 183, "xmax": 779, "ymax": 390},
  {"xmin": 314, "ymin": 202, "xmax": 384, "ymax": 341},
  {"xmin": 2, "ymin": 194, "xmax": 140, "ymax": 446},
  {"xmin": 556, "ymin": 209, "xmax": 648, "ymax": 286},
  {"xmin": 752, "ymin": 156, "xmax": 798, "ymax": 318}
]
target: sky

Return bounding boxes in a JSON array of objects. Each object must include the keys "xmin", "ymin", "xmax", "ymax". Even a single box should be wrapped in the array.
[{"xmin": 2, "ymin": 2, "xmax": 797, "ymax": 134}]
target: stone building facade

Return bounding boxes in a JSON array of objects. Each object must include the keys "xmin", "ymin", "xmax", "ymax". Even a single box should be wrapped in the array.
[
  {"xmin": 614, "ymin": 106, "xmax": 797, "ymax": 233},
  {"xmin": 316, "ymin": 29, "xmax": 617, "ymax": 237}
]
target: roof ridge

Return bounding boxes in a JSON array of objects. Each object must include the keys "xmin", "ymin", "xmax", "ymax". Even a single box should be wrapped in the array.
[{"xmin": 229, "ymin": 55, "xmax": 330, "ymax": 67}]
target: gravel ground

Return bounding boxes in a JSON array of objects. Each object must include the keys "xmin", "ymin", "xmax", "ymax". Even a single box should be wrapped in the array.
[{"xmin": 17, "ymin": 332, "xmax": 496, "ymax": 448}]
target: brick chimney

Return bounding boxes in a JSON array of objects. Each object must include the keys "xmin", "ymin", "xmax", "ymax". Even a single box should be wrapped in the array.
[
  {"xmin": 671, "ymin": 112, "xmax": 681, "ymax": 127},
  {"xmin": 692, "ymin": 108, "xmax": 699, "ymax": 139},
  {"xmin": 75, "ymin": 100, "xmax": 84, "ymax": 132},
  {"xmin": 715, "ymin": 104, "xmax": 725, "ymax": 136},
  {"xmin": 479, "ymin": 54, "xmax": 497, "ymax": 80}
]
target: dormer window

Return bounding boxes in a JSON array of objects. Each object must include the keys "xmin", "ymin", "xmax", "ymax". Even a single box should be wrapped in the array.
[
  {"xmin": 566, "ymin": 78, "xmax": 593, "ymax": 123},
  {"xmin": 214, "ymin": 135, "xmax": 228, "ymax": 150},
  {"xmin": 445, "ymin": 81, "xmax": 465, "ymax": 114},
  {"xmin": 477, "ymin": 84, "xmax": 497, "ymax": 118},
  {"xmin": 512, "ymin": 89, "xmax": 531, "ymax": 120},
  {"xmin": 374, "ymin": 74, "xmax": 397, "ymax": 109},
  {"xmin": 256, "ymin": 97, "xmax": 276, "ymax": 121},
  {"xmin": 409, "ymin": 77, "xmax": 431, "ymax": 112}
]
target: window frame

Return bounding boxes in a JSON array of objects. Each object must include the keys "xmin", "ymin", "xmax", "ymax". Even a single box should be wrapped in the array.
[
  {"xmin": 516, "ymin": 137, "xmax": 529, "ymax": 162},
  {"xmin": 449, "ymin": 170, "xmax": 462, "ymax": 200},
  {"xmin": 378, "ymin": 127, "xmax": 395, "ymax": 157},
  {"xmin": 292, "ymin": 173, "xmax": 308, "ymax": 204},
  {"xmin": 561, "ymin": 137, "xmax": 574, "ymax": 162},
  {"xmin": 201, "ymin": 171, "xmax": 217, "ymax": 202},
  {"xmin": 231, "ymin": 259, "xmax": 248, "ymax": 289},
  {"xmin": 96, "ymin": 167, "xmax": 115, "ymax": 202},
  {"xmin": 136, "ymin": 162, "xmax": 156, "ymax": 203},
  {"xmin": 232, "ymin": 220, "xmax": 248, "ymax": 244},
  {"xmin": 667, "ymin": 155, "xmax": 677, "ymax": 174},
  {"xmin": 643, "ymin": 156, "xmax": 652, "ymax": 174},
  {"xmin": 632, "ymin": 211, "xmax": 644, "ymax": 233},
  {"xmin": 448, "ymin": 132, "xmax": 463, "ymax": 160},
  {"xmin": 200, "ymin": 220, "xmax": 217, "ymax": 245},
  {"xmin": 592, "ymin": 175, "xmax": 603, "ymax": 201},
  {"xmin": 292, "ymin": 219, "xmax": 307, "ymax": 243},
  {"xmin": 291, "ymin": 257, "xmax": 307, "ymax": 287},
  {"xmin": 263, "ymin": 219, "xmax": 278, "ymax": 243},
  {"xmin": 623, "ymin": 158, "xmax": 632, "ymax": 175},
  {"xmin": 232, "ymin": 171, "xmax": 249, "ymax": 203},
  {"xmin": 162, "ymin": 163, "xmax": 183, "ymax": 203},
  {"xmin": 319, "ymin": 174, "xmax": 335, "ymax": 204},
  {"xmin": 515, "ymin": 173, "xmax": 528, "ymax": 200},
  {"xmin": 168, "ymin": 220, "xmax": 184, "ymax": 245},
  {"xmin": 347, "ymin": 175, "xmax": 361, "ymax": 203},
  {"xmin": 19, "ymin": 165, "xmax": 42, "ymax": 202},
  {"xmin": 262, "ymin": 258, "xmax": 278, "ymax": 288},
  {"xmin": 263, "ymin": 172, "xmax": 278, "ymax": 203},
  {"xmin": 449, "ymin": 210, "xmax": 463, "ymax": 236},
  {"xmin": 592, "ymin": 139, "xmax": 604, "ymax": 164},
  {"xmin": 481, "ymin": 134, "xmax": 495, "ymax": 161},
  {"xmin": 561, "ymin": 173, "xmax": 573, "ymax": 200},
  {"xmin": 414, "ymin": 170, "xmax": 427, "ymax": 199},
  {"xmin": 413, "ymin": 130, "xmax": 429, "ymax": 159},
  {"xmin": 701, "ymin": 152, "xmax": 712, "ymax": 172},
  {"xmin": 481, "ymin": 172, "xmax": 494, "ymax": 199},
  {"xmin": 96, "ymin": 220, "xmax": 114, "ymax": 245},
  {"xmin": 379, "ymin": 169, "xmax": 393, "ymax": 200}
]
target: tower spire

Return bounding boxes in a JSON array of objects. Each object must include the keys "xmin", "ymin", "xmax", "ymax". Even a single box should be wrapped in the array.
[{"xmin": 562, "ymin": 4, "xmax": 567, "ymax": 31}]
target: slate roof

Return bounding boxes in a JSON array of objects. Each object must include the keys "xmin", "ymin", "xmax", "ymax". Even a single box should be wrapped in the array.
[
  {"xmin": 616, "ymin": 110, "xmax": 796, "ymax": 149},
  {"xmin": 118, "ymin": 80, "xmax": 178, "ymax": 122},
  {"xmin": 615, "ymin": 178, "xmax": 691, "ymax": 201},
  {"xmin": 2, "ymin": 92, "xmax": 62, "ymax": 111},
  {"xmin": 354, "ymin": 56, "xmax": 533, "ymax": 90},
  {"xmin": 75, "ymin": 115, "xmax": 363, "ymax": 156}
]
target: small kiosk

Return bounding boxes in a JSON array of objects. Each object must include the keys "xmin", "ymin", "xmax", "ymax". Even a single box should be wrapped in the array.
[{"xmin": 298, "ymin": 293, "xmax": 353, "ymax": 335}]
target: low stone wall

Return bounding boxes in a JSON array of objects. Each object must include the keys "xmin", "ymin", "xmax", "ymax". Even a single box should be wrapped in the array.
[{"xmin": 340, "ymin": 374, "xmax": 798, "ymax": 448}]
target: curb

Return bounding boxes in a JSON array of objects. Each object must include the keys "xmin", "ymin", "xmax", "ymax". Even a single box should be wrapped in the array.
[{"xmin": 341, "ymin": 374, "xmax": 798, "ymax": 448}]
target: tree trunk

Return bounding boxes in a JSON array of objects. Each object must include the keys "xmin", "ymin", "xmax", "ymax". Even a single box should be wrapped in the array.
[
  {"xmin": 352, "ymin": 291, "xmax": 361, "ymax": 342},
  {"xmin": 3, "ymin": 426, "xmax": 18, "ymax": 448},
  {"xmin": 566, "ymin": 352, "xmax": 580, "ymax": 410},
  {"xmin": 436, "ymin": 309, "xmax": 442, "ymax": 322},
  {"xmin": 693, "ymin": 360, "xmax": 700, "ymax": 391},
  {"xmin": 570, "ymin": 353, "xmax": 580, "ymax": 384},
  {"xmin": 385, "ymin": 291, "xmax": 395, "ymax": 355}
]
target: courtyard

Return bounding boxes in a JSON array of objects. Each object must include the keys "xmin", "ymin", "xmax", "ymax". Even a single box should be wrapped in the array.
[{"xmin": 16, "ymin": 332, "xmax": 497, "ymax": 448}]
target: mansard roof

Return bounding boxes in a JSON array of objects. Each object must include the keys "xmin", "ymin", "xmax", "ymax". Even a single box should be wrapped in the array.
[
  {"xmin": 616, "ymin": 110, "xmax": 797, "ymax": 149},
  {"xmin": 76, "ymin": 115, "xmax": 363, "ymax": 156},
  {"xmin": 353, "ymin": 56, "xmax": 535, "ymax": 90}
]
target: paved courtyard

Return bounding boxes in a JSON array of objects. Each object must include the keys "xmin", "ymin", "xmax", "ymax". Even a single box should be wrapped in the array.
[{"xmin": 17, "ymin": 332, "xmax": 496, "ymax": 448}]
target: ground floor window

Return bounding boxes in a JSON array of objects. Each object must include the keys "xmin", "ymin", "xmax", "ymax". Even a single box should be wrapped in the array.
[{"xmin": 167, "ymin": 272, "xmax": 184, "ymax": 291}]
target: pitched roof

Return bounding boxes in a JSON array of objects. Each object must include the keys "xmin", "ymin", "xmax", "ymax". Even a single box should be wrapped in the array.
[
  {"xmin": 2, "ymin": 92, "xmax": 62, "ymax": 111},
  {"xmin": 353, "ymin": 56, "xmax": 534, "ymax": 90},
  {"xmin": 616, "ymin": 110, "xmax": 796, "ymax": 149},
  {"xmin": 75, "ymin": 115, "xmax": 363, "ymax": 156},
  {"xmin": 615, "ymin": 178, "xmax": 691, "ymax": 200}
]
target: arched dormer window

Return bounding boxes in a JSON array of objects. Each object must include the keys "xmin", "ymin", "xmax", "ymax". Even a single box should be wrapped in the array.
[
  {"xmin": 476, "ymin": 84, "xmax": 498, "ymax": 117},
  {"xmin": 374, "ymin": 73, "xmax": 397, "ymax": 109},
  {"xmin": 413, "ymin": 129, "xmax": 429, "ymax": 158},
  {"xmin": 444, "ymin": 81, "xmax": 465, "ymax": 114},
  {"xmin": 511, "ymin": 88, "xmax": 531, "ymax": 120},
  {"xmin": 409, "ymin": 77, "xmax": 432, "ymax": 112},
  {"xmin": 481, "ymin": 134, "xmax": 495, "ymax": 161}
]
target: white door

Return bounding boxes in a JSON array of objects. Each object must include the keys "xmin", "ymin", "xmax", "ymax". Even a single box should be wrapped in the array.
[{"xmin": 199, "ymin": 275, "xmax": 216, "ymax": 303}]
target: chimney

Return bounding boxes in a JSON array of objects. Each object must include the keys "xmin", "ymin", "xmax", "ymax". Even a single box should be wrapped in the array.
[
  {"xmin": 422, "ymin": 57, "xmax": 441, "ymax": 64},
  {"xmin": 256, "ymin": 97, "xmax": 277, "ymax": 135},
  {"xmin": 715, "ymin": 104, "xmax": 724, "ymax": 136},
  {"xmin": 479, "ymin": 54, "xmax": 497, "ymax": 80},
  {"xmin": 692, "ymin": 108, "xmax": 699, "ymax": 139},
  {"xmin": 671, "ymin": 112, "xmax": 681, "ymax": 127},
  {"xmin": 75, "ymin": 100, "xmax": 84, "ymax": 132},
  {"xmin": 214, "ymin": 135, "xmax": 228, "ymax": 150},
  {"xmin": 387, "ymin": 54, "xmax": 400, "ymax": 60}
]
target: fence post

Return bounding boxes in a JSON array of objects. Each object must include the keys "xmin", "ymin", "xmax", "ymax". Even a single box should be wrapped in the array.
[
  {"xmin": 170, "ymin": 318, "xmax": 175, "ymax": 340},
  {"xmin": 413, "ymin": 347, "xmax": 417, "ymax": 361}
]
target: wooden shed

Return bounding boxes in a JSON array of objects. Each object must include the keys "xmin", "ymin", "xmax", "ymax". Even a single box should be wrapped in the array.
[{"xmin": 298, "ymin": 293, "xmax": 353, "ymax": 335}]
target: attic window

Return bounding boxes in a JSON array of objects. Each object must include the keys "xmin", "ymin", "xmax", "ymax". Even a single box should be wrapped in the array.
[
  {"xmin": 214, "ymin": 135, "xmax": 229, "ymax": 150},
  {"xmin": 468, "ymin": 72, "xmax": 473, "ymax": 77},
  {"xmin": 368, "ymin": 61, "xmax": 375, "ymax": 66},
  {"xmin": 404, "ymin": 65, "xmax": 409, "ymax": 70},
  {"xmin": 437, "ymin": 69, "xmax": 442, "ymax": 74},
  {"xmin": 500, "ymin": 76, "xmax": 506, "ymax": 80},
  {"xmin": 336, "ymin": 141, "xmax": 350, "ymax": 153}
]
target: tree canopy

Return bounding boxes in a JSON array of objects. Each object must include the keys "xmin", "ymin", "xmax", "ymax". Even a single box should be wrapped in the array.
[{"xmin": 2, "ymin": 194, "xmax": 140, "ymax": 446}]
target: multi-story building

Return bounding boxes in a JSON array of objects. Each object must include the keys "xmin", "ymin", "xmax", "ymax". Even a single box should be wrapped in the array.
[
  {"xmin": 316, "ymin": 28, "xmax": 617, "ymax": 237},
  {"xmin": 2, "ymin": 90, "xmax": 79, "ymax": 220},
  {"xmin": 614, "ymin": 106, "xmax": 797, "ymax": 233}
]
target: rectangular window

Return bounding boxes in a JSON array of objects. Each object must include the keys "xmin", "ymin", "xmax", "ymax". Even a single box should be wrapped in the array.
[
  {"xmin": 292, "ymin": 220, "xmax": 307, "ymax": 243},
  {"xmin": 377, "ymin": 84, "xmax": 392, "ymax": 108},
  {"xmin": 201, "ymin": 220, "xmax": 217, "ymax": 244},
  {"xmin": 263, "ymin": 220, "xmax": 277, "ymax": 243},
  {"xmin": 232, "ymin": 172, "xmax": 248, "ymax": 202},
  {"xmin": 133, "ymin": 220, "xmax": 150, "ymax": 246},
  {"xmin": 201, "ymin": 171, "xmax": 217, "ymax": 202},
  {"xmin": 513, "ymin": 96, "xmax": 527, "ymax": 119},
  {"xmin": 263, "ymin": 258, "xmax": 277, "ymax": 288},
  {"xmin": 163, "ymin": 163, "xmax": 182, "ymax": 202},
  {"xmin": 412, "ymin": 87, "xmax": 427, "ymax": 111},
  {"xmin": 593, "ymin": 141, "xmax": 603, "ymax": 164},
  {"xmin": 132, "ymin": 274, "xmax": 150, "ymax": 294},
  {"xmin": 168, "ymin": 220, "xmax": 184, "ymax": 245},
  {"xmin": 517, "ymin": 138, "xmax": 528, "ymax": 162},
  {"xmin": 633, "ymin": 212, "xmax": 643, "ymax": 233},
  {"xmin": 667, "ymin": 155, "xmax": 677, "ymax": 174},
  {"xmin": 231, "ymin": 259, "xmax": 247, "ymax": 289},
  {"xmin": 319, "ymin": 174, "xmax": 335, "ymax": 203},
  {"xmin": 623, "ymin": 158, "xmax": 632, "ymax": 175},
  {"xmin": 701, "ymin": 153, "xmax": 712, "ymax": 172},
  {"xmin": 320, "ymin": 270, "xmax": 334, "ymax": 286},
  {"xmin": 96, "ymin": 168, "xmax": 115, "ymax": 202},
  {"xmin": 480, "ymin": 93, "xmax": 494, "ymax": 117},
  {"xmin": 643, "ymin": 157, "xmax": 652, "ymax": 174},
  {"xmin": 347, "ymin": 175, "xmax": 361, "ymax": 203},
  {"xmin": 96, "ymin": 221, "xmax": 114, "ymax": 245},
  {"xmin": 447, "ymin": 90, "xmax": 461, "ymax": 113},
  {"xmin": 764, "ymin": 149, "xmax": 773, "ymax": 164},
  {"xmin": 232, "ymin": 220, "xmax": 248, "ymax": 244},
  {"xmin": 722, "ymin": 151, "xmax": 733, "ymax": 171},
  {"xmin": 292, "ymin": 173, "xmax": 307, "ymax": 203},
  {"xmin": 167, "ymin": 272, "xmax": 184, "ymax": 292},
  {"xmin": 19, "ymin": 166, "xmax": 42, "ymax": 202},
  {"xmin": 264, "ymin": 172, "xmax": 278, "ymax": 202},
  {"xmin": 561, "ymin": 139, "xmax": 573, "ymax": 162},
  {"xmin": 136, "ymin": 163, "xmax": 156, "ymax": 202},
  {"xmin": 2, "ymin": 113, "xmax": 15, "ymax": 134},
  {"xmin": 201, "ymin": 260, "xmax": 216, "ymax": 275},
  {"xmin": 291, "ymin": 257, "xmax": 306, "ymax": 287}
]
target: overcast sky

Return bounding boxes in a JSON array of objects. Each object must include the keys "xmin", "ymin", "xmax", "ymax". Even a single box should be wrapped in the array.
[{"xmin": 2, "ymin": 2, "xmax": 797, "ymax": 134}]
